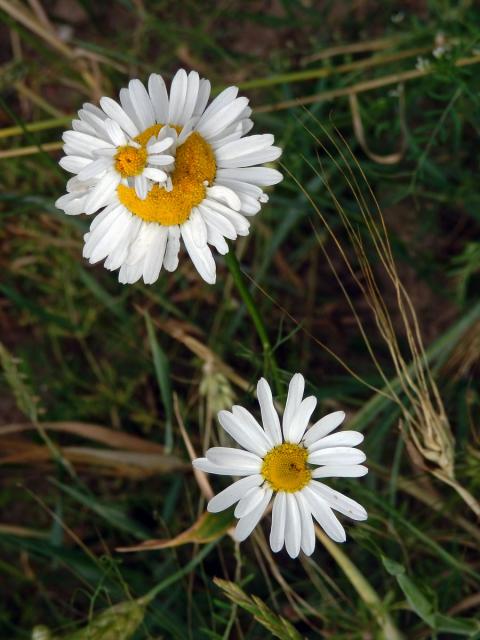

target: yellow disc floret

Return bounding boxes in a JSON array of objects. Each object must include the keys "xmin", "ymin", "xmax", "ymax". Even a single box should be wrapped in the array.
[
  {"xmin": 134, "ymin": 123, "xmax": 166, "ymax": 146},
  {"xmin": 115, "ymin": 145, "xmax": 147, "ymax": 178},
  {"xmin": 261, "ymin": 443, "xmax": 311, "ymax": 493},
  {"xmin": 116, "ymin": 124, "xmax": 216, "ymax": 227}
]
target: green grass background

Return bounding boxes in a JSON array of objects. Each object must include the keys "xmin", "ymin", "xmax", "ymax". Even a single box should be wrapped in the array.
[{"xmin": 1, "ymin": 0, "xmax": 480, "ymax": 638}]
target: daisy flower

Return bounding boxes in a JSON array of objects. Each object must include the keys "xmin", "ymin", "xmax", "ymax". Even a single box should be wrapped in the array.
[
  {"xmin": 55, "ymin": 69, "xmax": 283, "ymax": 285},
  {"xmin": 59, "ymin": 107, "xmax": 175, "ymax": 201},
  {"xmin": 193, "ymin": 373, "xmax": 368, "ymax": 559}
]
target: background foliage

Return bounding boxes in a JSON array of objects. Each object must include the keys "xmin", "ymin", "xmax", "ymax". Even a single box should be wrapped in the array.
[{"xmin": 1, "ymin": 1, "xmax": 480, "ymax": 638}]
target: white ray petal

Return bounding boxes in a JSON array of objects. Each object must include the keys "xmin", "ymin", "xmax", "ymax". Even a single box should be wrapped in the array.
[
  {"xmin": 63, "ymin": 130, "xmax": 113, "ymax": 155},
  {"xmin": 231, "ymin": 405, "xmax": 274, "ymax": 451},
  {"xmin": 179, "ymin": 70, "xmax": 200, "ymax": 125},
  {"xmin": 134, "ymin": 174, "xmax": 148, "ymax": 199},
  {"xmin": 76, "ymin": 158, "xmax": 110, "ymax": 181},
  {"xmin": 206, "ymin": 185, "xmax": 241, "ymax": 211},
  {"xmin": 104, "ymin": 118, "xmax": 128, "ymax": 147},
  {"xmin": 82, "ymin": 102, "xmax": 106, "ymax": 119},
  {"xmin": 234, "ymin": 488, "xmax": 272, "ymax": 542},
  {"xmin": 84, "ymin": 172, "xmax": 121, "ymax": 215},
  {"xmin": 59, "ymin": 155, "xmax": 90, "ymax": 173},
  {"xmin": 168, "ymin": 68, "xmax": 188, "ymax": 124},
  {"xmin": 235, "ymin": 486, "xmax": 266, "ymax": 518},
  {"xmin": 197, "ymin": 97, "xmax": 249, "ymax": 139},
  {"xmin": 88, "ymin": 202, "xmax": 119, "ymax": 231},
  {"xmin": 303, "ymin": 411, "xmax": 346, "ymax": 447},
  {"xmin": 206, "ymin": 226, "xmax": 229, "ymax": 255},
  {"xmin": 193, "ymin": 78, "xmax": 211, "ymax": 116},
  {"xmin": 207, "ymin": 475, "xmax": 263, "ymax": 513},
  {"xmin": 92, "ymin": 147, "xmax": 117, "ymax": 158},
  {"xmin": 270, "ymin": 492, "xmax": 287, "ymax": 553},
  {"xmin": 285, "ymin": 396, "xmax": 317, "ymax": 444},
  {"xmin": 142, "ymin": 225, "xmax": 168, "ymax": 284},
  {"xmin": 215, "ymin": 178, "xmax": 263, "ymax": 199},
  {"xmin": 147, "ymin": 154, "xmax": 175, "ymax": 166},
  {"xmin": 218, "ymin": 408, "xmax": 271, "ymax": 457},
  {"xmin": 104, "ymin": 217, "xmax": 141, "ymax": 271},
  {"xmin": 205, "ymin": 447, "xmax": 262, "ymax": 471},
  {"xmin": 257, "ymin": 378, "xmax": 282, "ymax": 445},
  {"xmin": 100, "ymin": 97, "xmax": 138, "ymax": 137},
  {"xmin": 308, "ymin": 447, "xmax": 366, "ymax": 466},
  {"xmin": 118, "ymin": 258, "xmax": 144, "ymax": 284},
  {"xmin": 215, "ymin": 134, "xmax": 274, "ymax": 160},
  {"xmin": 55, "ymin": 191, "xmax": 86, "ymax": 215},
  {"xmin": 143, "ymin": 167, "xmax": 167, "ymax": 182},
  {"xmin": 148, "ymin": 73, "xmax": 169, "ymax": 123},
  {"xmin": 309, "ymin": 481, "xmax": 368, "ymax": 521},
  {"xmin": 193, "ymin": 458, "xmax": 257, "ymax": 476},
  {"xmin": 78, "ymin": 109, "xmax": 111, "ymax": 140},
  {"xmin": 188, "ymin": 208, "xmax": 208, "ymax": 247},
  {"xmin": 216, "ymin": 167, "xmax": 283, "ymax": 186},
  {"xmin": 235, "ymin": 193, "xmax": 262, "ymax": 216},
  {"xmin": 295, "ymin": 492, "xmax": 315, "ymax": 556},
  {"xmin": 201, "ymin": 199, "xmax": 249, "ymax": 235},
  {"xmin": 147, "ymin": 137, "xmax": 174, "ymax": 154},
  {"xmin": 308, "ymin": 431, "xmax": 364, "ymax": 453},
  {"xmin": 119, "ymin": 87, "xmax": 142, "ymax": 131},
  {"xmin": 84, "ymin": 208, "xmax": 128, "ymax": 262},
  {"xmin": 181, "ymin": 222, "xmax": 216, "ymax": 284},
  {"xmin": 282, "ymin": 373, "xmax": 305, "ymax": 430},
  {"xmin": 311, "ymin": 465, "xmax": 368, "ymax": 479},
  {"xmin": 128, "ymin": 79, "xmax": 156, "ymax": 130},
  {"xmin": 284, "ymin": 493, "xmax": 302, "ymax": 558},
  {"xmin": 197, "ymin": 86, "xmax": 238, "ymax": 126},
  {"xmin": 125, "ymin": 221, "xmax": 154, "ymax": 265},
  {"xmin": 217, "ymin": 146, "xmax": 282, "ymax": 169},
  {"xmin": 163, "ymin": 226, "xmax": 180, "ymax": 272},
  {"xmin": 302, "ymin": 486, "xmax": 346, "ymax": 543},
  {"xmin": 198, "ymin": 204, "xmax": 237, "ymax": 240}
]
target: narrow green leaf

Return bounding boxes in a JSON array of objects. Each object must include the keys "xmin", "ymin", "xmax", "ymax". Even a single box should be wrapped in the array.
[
  {"xmin": 382, "ymin": 556, "xmax": 435, "ymax": 626},
  {"xmin": 144, "ymin": 312, "xmax": 173, "ymax": 453},
  {"xmin": 51, "ymin": 479, "xmax": 148, "ymax": 539},
  {"xmin": 382, "ymin": 556, "xmax": 480, "ymax": 636}
]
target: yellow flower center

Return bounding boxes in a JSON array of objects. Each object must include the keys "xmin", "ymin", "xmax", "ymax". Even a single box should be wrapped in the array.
[
  {"xmin": 115, "ymin": 145, "xmax": 148, "ymax": 178},
  {"xmin": 261, "ymin": 443, "xmax": 311, "ymax": 493},
  {"xmin": 116, "ymin": 124, "xmax": 216, "ymax": 226}
]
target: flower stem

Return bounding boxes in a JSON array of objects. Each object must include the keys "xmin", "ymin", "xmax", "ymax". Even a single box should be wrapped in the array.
[{"xmin": 224, "ymin": 250, "xmax": 281, "ymax": 396}]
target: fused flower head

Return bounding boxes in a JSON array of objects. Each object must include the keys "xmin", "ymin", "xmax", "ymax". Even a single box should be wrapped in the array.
[
  {"xmin": 56, "ymin": 69, "xmax": 283, "ymax": 285},
  {"xmin": 193, "ymin": 373, "xmax": 368, "ymax": 558}
]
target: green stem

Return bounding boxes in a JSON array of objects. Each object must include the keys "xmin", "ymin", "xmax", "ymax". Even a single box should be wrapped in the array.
[
  {"xmin": 142, "ymin": 541, "xmax": 217, "ymax": 602},
  {"xmin": 224, "ymin": 251, "xmax": 281, "ymax": 396},
  {"xmin": 0, "ymin": 115, "xmax": 73, "ymax": 139},
  {"xmin": 316, "ymin": 529, "xmax": 404, "ymax": 640}
]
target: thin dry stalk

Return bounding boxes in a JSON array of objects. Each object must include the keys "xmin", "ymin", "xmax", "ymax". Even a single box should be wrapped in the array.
[
  {"xmin": 0, "ymin": 141, "xmax": 62, "ymax": 159},
  {"xmin": 257, "ymin": 54, "xmax": 480, "ymax": 113},
  {"xmin": 301, "ymin": 122, "xmax": 480, "ymax": 517},
  {"xmin": 301, "ymin": 35, "xmax": 404, "ymax": 65}
]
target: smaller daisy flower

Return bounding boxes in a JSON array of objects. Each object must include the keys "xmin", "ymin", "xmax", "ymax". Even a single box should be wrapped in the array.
[
  {"xmin": 193, "ymin": 373, "xmax": 368, "ymax": 558},
  {"xmin": 59, "ymin": 96, "xmax": 176, "ymax": 205}
]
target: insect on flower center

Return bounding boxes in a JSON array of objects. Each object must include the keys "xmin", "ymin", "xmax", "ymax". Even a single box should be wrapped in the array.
[
  {"xmin": 115, "ymin": 145, "xmax": 147, "ymax": 178},
  {"xmin": 117, "ymin": 124, "xmax": 216, "ymax": 226},
  {"xmin": 261, "ymin": 443, "xmax": 311, "ymax": 493}
]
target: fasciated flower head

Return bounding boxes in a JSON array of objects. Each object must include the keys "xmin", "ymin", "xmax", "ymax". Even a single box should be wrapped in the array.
[
  {"xmin": 56, "ymin": 69, "xmax": 283, "ymax": 285},
  {"xmin": 193, "ymin": 373, "xmax": 368, "ymax": 559}
]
